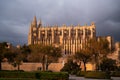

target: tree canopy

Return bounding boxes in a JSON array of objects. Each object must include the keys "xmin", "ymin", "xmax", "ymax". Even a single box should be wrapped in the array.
[
  {"xmin": 87, "ymin": 38, "xmax": 111, "ymax": 70},
  {"xmin": 60, "ymin": 59, "xmax": 81, "ymax": 74},
  {"xmin": 28, "ymin": 44, "xmax": 62, "ymax": 71},
  {"xmin": 0, "ymin": 42, "xmax": 9, "ymax": 70},
  {"xmin": 100, "ymin": 58, "xmax": 117, "ymax": 71},
  {"xmin": 75, "ymin": 49, "xmax": 92, "ymax": 71}
]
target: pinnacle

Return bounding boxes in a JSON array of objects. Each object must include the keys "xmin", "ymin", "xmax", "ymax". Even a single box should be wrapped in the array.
[{"xmin": 33, "ymin": 16, "xmax": 37, "ymax": 22}]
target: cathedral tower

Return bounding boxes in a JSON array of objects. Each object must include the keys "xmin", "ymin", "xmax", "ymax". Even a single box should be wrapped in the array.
[
  {"xmin": 28, "ymin": 17, "xmax": 97, "ymax": 55},
  {"xmin": 28, "ymin": 16, "xmax": 39, "ymax": 45}
]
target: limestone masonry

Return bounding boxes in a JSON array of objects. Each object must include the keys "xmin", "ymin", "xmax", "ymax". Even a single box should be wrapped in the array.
[
  {"xmin": 3, "ymin": 16, "xmax": 120, "ymax": 71},
  {"xmin": 28, "ymin": 16, "xmax": 112, "ymax": 55}
]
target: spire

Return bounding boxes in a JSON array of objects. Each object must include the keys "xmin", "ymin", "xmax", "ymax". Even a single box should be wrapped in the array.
[
  {"xmin": 91, "ymin": 22, "xmax": 96, "ymax": 28},
  {"xmin": 85, "ymin": 23, "xmax": 87, "ymax": 26},
  {"xmin": 70, "ymin": 24, "xmax": 73, "ymax": 27},
  {"xmin": 78, "ymin": 24, "xmax": 80, "ymax": 26},
  {"xmin": 38, "ymin": 19, "xmax": 42, "ymax": 27},
  {"xmin": 32, "ymin": 16, "xmax": 37, "ymax": 27},
  {"xmin": 33, "ymin": 16, "xmax": 37, "ymax": 23},
  {"xmin": 91, "ymin": 22, "xmax": 95, "ymax": 26}
]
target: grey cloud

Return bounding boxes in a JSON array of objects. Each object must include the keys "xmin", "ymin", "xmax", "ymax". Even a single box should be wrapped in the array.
[{"xmin": 0, "ymin": 0, "xmax": 120, "ymax": 45}]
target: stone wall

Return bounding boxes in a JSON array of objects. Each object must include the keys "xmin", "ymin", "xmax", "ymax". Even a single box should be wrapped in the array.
[
  {"xmin": 2, "ymin": 62, "xmax": 95, "ymax": 71},
  {"xmin": 2, "ymin": 62, "xmax": 64, "ymax": 72}
]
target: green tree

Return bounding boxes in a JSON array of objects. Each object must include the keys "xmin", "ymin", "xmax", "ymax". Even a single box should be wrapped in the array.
[
  {"xmin": 0, "ymin": 42, "xmax": 30, "ymax": 71},
  {"xmin": 88, "ymin": 38, "xmax": 110, "ymax": 70},
  {"xmin": 74, "ymin": 49, "xmax": 92, "ymax": 71},
  {"xmin": 4, "ymin": 47, "xmax": 24, "ymax": 71},
  {"xmin": 20, "ymin": 44, "xmax": 31, "ymax": 62},
  {"xmin": 15, "ymin": 45, "xmax": 32, "ymax": 70},
  {"xmin": 42, "ymin": 45, "xmax": 62, "ymax": 70},
  {"xmin": 13, "ymin": 53, "xmax": 24, "ymax": 70},
  {"xmin": 28, "ymin": 44, "xmax": 62, "ymax": 71},
  {"xmin": 4, "ymin": 50, "xmax": 17, "ymax": 64},
  {"xmin": 27, "ymin": 44, "xmax": 43, "ymax": 62},
  {"xmin": 100, "ymin": 58, "xmax": 117, "ymax": 71},
  {"xmin": 60, "ymin": 59, "xmax": 81, "ymax": 74},
  {"xmin": 0, "ymin": 42, "xmax": 8, "ymax": 70}
]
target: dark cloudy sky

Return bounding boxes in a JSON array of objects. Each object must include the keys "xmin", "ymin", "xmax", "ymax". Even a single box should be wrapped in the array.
[{"xmin": 0, "ymin": 0, "xmax": 120, "ymax": 45}]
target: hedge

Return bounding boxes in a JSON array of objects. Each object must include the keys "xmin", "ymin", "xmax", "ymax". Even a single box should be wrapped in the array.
[
  {"xmin": 0, "ymin": 71, "xmax": 69, "ymax": 80},
  {"xmin": 84, "ymin": 71, "xmax": 110, "ymax": 79},
  {"xmin": 0, "ymin": 72, "xmax": 36, "ymax": 78},
  {"xmin": 111, "ymin": 71, "xmax": 120, "ymax": 77},
  {"xmin": 76, "ymin": 71, "xmax": 88, "ymax": 77},
  {"xmin": 0, "ymin": 78, "xmax": 38, "ymax": 80},
  {"xmin": 38, "ymin": 72, "xmax": 69, "ymax": 80},
  {"xmin": 77, "ymin": 71, "xmax": 120, "ymax": 79}
]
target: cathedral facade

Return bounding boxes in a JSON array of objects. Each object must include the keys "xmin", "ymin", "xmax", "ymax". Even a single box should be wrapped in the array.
[{"xmin": 28, "ymin": 16, "xmax": 112, "ymax": 55}]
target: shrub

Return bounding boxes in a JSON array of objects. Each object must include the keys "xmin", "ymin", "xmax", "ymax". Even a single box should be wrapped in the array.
[
  {"xmin": 0, "ymin": 70, "xmax": 24, "ymax": 72},
  {"xmin": 116, "ymin": 66, "xmax": 120, "ymax": 71},
  {"xmin": 100, "ymin": 58, "xmax": 117, "ymax": 71},
  {"xmin": 38, "ymin": 72, "xmax": 69, "ymax": 80},
  {"xmin": 0, "ymin": 71, "xmax": 69, "ymax": 80},
  {"xmin": 85, "ymin": 71, "xmax": 110, "ymax": 79},
  {"xmin": 76, "ymin": 71, "xmax": 88, "ymax": 77},
  {"xmin": 0, "ymin": 72, "xmax": 36, "ymax": 78},
  {"xmin": 0, "ymin": 78, "xmax": 37, "ymax": 80},
  {"xmin": 111, "ymin": 71, "xmax": 120, "ymax": 77},
  {"xmin": 60, "ymin": 60, "xmax": 81, "ymax": 75}
]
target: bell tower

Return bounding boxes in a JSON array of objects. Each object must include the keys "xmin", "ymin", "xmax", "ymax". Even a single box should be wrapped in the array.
[
  {"xmin": 32, "ymin": 16, "xmax": 37, "ymax": 27},
  {"xmin": 28, "ymin": 16, "xmax": 38, "ymax": 45}
]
